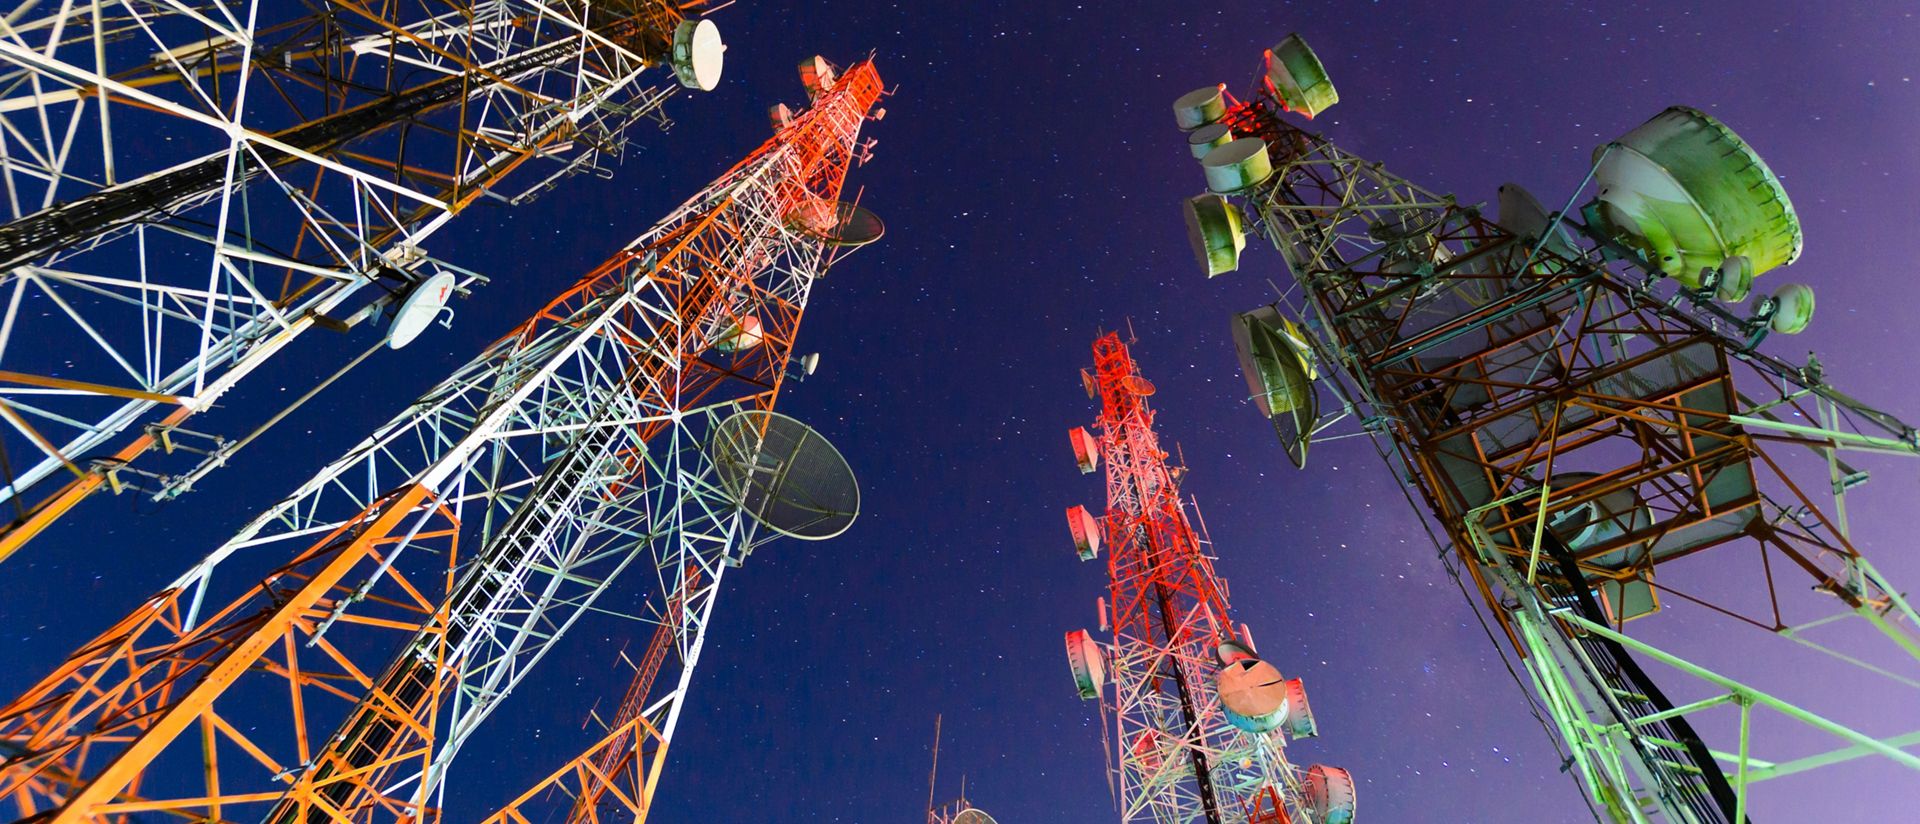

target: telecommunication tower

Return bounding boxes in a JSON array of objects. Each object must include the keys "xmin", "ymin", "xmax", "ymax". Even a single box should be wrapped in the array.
[
  {"xmin": 0, "ymin": 0, "xmax": 733, "ymax": 564},
  {"xmin": 0, "ymin": 54, "xmax": 884, "ymax": 823},
  {"xmin": 1060, "ymin": 332, "xmax": 1356, "ymax": 824},
  {"xmin": 1173, "ymin": 34, "xmax": 1920, "ymax": 821},
  {"xmin": 922, "ymin": 715, "xmax": 1000, "ymax": 824}
]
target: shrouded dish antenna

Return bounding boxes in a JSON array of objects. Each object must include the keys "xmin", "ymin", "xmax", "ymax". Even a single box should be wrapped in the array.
[
  {"xmin": 785, "ymin": 199, "xmax": 885, "ymax": 248},
  {"xmin": 1064, "ymin": 629, "xmax": 1106, "ymax": 700},
  {"xmin": 1281, "ymin": 677, "xmax": 1318, "ymax": 739},
  {"xmin": 952, "ymin": 810, "xmax": 999, "ymax": 824},
  {"xmin": 670, "ymin": 19, "xmax": 725, "ymax": 92},
  {"xmin": 1306, "ymin": 765, "xmax": 1358, "ymax": 824},
  {"xmin": 1232, "ymin": 307, "xmax": 1319, "ymax": 468},
  {"xmin": 1173, "ymin": 85, "xmax": 1227, "ymax": 130},
  {"xmin": 708, "ymin": 411, "xmax": 859, "ymax": 540},
  {"xmin": 1202, "ymin": 138, "xmax": 1274, "ymax": 193},
  {"xmin": 1065, "ymin": 505, "xmax": 1100, "ymax": 561},
  {"xmin": 1217, "ymin": 657, "xmax": 1289, "ymax": 733},
  {"xmin": 1187, "ymin": 123, "xmax": 1235, "ymax": 159},
  {"xmin": 1184, "ymin": 193, "xmax": 1246, "ymax": 277},
  {"xmin": 1591, "ymin": 106, "xmax": 1801, "ymax": 285},
  {"xmin": 389, "ymin": 271, "xmax": 456, "ymax": 350},
  {"xmin": 1266, "ymin": 34, "xmax": 1337, "ymax": 118}
]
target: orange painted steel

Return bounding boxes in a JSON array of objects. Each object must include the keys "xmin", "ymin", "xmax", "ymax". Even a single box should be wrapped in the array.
[
  {"xmin": 0, "ymin": 0, "xmax": 698, "ymax": 569},
  {"xmin": 0, "ymin": 58, "xmax": 885, "ymax": 824}
]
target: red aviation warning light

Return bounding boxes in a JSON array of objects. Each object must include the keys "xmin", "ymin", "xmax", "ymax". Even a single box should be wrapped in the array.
[{"xmin": 1056, "ymin": 331, "xmax": 1355, "ymax": 824}]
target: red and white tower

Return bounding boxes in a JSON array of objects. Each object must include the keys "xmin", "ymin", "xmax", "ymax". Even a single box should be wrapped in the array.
[
  {"xmin": 1063, "ymin": 332, "xmax": 1355, "ymax": 824},
  {"xmin": 0, "ymin": 54, "xmax": 884, "ymax": 824}
]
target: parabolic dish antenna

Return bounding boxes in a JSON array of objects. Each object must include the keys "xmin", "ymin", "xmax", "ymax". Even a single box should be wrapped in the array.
[
  {"xmin": 1495, "ymin": 182, "xmax": 1578, "ymax": 263},
  {"xmin": 785, "ymin": 199, "xmax": 885, "ymax": 248},
  {"xmin": 670, "ymin": 19, "xmax": 725, "ymax": 92},
  {"xmin": 952, "ymin": 810, "xmax": 999, "ymax": 824},
  {"xmin": 1232, "ymin": 307, "xmax": 1318, "ymax": 468},
  {"xmin": 708, "ymin": 411, "xmax": 859, "ymax": 541},
  {"xmin": 388, "ymin": 271, "xmax": 457, "ymax": 350}
]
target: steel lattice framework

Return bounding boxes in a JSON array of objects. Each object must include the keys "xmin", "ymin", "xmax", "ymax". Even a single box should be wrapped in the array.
[
  {"xmin": 1070, "ymin": 333, "xmax": 1331, "ymax": 824},
  {"xmin": 0, "ymin": 55, "xmax": 884, "ymax": 823},
  {"xmin": 0, "ymin": 0, "xmax": 724, "ymax": 565},
  {"xmin": 1189, "ymin": 62, "xmax": 1920, "ymax": 823}
]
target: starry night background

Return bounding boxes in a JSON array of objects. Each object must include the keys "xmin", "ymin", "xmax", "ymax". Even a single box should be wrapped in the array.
[{"xmin": 5, "ymin": 0, "xmax": 1920, "ymax": 821}]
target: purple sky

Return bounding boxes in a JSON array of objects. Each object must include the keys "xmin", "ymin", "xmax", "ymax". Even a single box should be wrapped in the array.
[{"xmin": 4, "ymin": 1, "xmax": 1918, "ymax": 821}]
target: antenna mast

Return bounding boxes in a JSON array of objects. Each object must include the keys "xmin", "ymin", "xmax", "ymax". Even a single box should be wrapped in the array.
[
  {"xmin": 0, "ymin": 1, "xmax": 733, "ymax": 565},
  {"xmin": 1061, "ymin": 334, "xmax": 1356, "ymax": 824},
  {"xmin": 1177, "ymin": 32, "xmax": 1920, "ymax": 821},
  {"xmin": 928, "ymin": 714, "xmax": 944, "ymax": 816},
  {"xmin": 0, "ymin": 55, "xmax": 886, "ymax": 824}
]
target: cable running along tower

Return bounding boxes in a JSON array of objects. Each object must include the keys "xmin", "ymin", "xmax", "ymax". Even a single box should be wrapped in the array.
[
  {"xmin": 0, "ymin": 54, "xmax": 883, "ymax": 824},
  {"xmin": 0, "ymin": 0, "xmax": 732, "ymax": 564},
  {"xmin": 1173, "ymin": 33, "xmax": 1920, "ymax": 822},
  {"xmin": 1060, "ymin": 333, "xmax": 1356, "ymax": 824}
]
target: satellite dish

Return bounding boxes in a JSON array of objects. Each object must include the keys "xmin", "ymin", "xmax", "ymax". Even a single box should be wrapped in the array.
[
  {"xmin": 708, "ymin": 411, "xmax": 859, "ymax": 540},
  {"xmin": 1064, "ymin": 629, "xmax": 1106, "ymax": 700},
  {"xmin": 1306, "ymin": 764, "xmax": 1358, "ymax": 824},
  {"xmin": 1495, "ymin": 182, "xmax": 1578, "ymax": 262},
  {"xmin": 1231, "ymin": 307, "xmax": 1319, "ymax": 468},
  {"xmin": 797, "ymin": 352, "xmax": 821, "ymax": 375},
  {"xmin": 952, "ymin": 810, "xmax": 999, "ymax": 824},
  {"xmin": 1187, "ymin": 122, "xmax": 1234, "ymax": 159},
  {"xmin": 1172, "ymin": 84, "xmax": 1227, "ymax": 130},
  {"xmin": 1184, "ymin": 193, "xmax": 1246, "ymax": 278},
  {"xmin": 670, "ymin": 19, "xmax": 725, "ymax": 92},
  {"xmin": 1079, "ymin": 368, "xmax": 1098, "ymax": 399},
  {"xmin": 1265, "ymin": 34, "xmax": 1338, "ymax": 118},
  {"xmin": 785, "ymin": 199, "xmax": 885, "ymax": 248},
  {"xmin": 1126, "ymin": 376, "xmax": 1157, "ymax": 397},
  {"xmin": 1202, "ymin": 138, "xmax": 1274, "ymax": 194},
  {"xmin": 1768, "ymin": 282, "xmax": 1815, "ymax": 334},
  {"xmin": 1591, "ymin": 106, "xmax": 1801, "ymax": 285},
  {"xmin": 388, "ymin": 271, "xmax": 456, "ymax": 350}
]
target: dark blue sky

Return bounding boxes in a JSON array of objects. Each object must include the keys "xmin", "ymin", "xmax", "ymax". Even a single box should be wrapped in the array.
[{"xmin": 5, "ymin": 1, "xmax": 1920, "ymax": 821}]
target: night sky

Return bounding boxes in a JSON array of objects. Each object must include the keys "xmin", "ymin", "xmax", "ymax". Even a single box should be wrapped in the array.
[{"xmin": 5, "ymin": 1, "xmax": 1920, "ymax": 821}]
